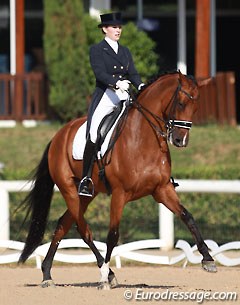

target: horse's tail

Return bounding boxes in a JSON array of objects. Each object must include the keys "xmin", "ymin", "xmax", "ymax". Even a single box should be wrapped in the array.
[{"xmin": 18, "ymin": 141, "xmax": 54, "ymax": 264}]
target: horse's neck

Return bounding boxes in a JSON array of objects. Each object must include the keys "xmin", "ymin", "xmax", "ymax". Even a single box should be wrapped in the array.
[
  {"xmin": 121, "ymin": 75, "xmax": 178, "ymax": 151},
  {"xmin": 139, "ymin": 75, "xmax": 177, "ymax": 110},
  {"xmin": 124, "ymin": 106, "xmax": 168, "ymax": 152}
]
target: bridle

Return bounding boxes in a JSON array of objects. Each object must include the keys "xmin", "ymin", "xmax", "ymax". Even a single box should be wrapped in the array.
[
  {"xmin": 98, "ymin": 78, "xmax": 196, "ymax": 174},
  {"xmin": 133, "ymin": 80, "xmax": 197, "ymax": 138}
]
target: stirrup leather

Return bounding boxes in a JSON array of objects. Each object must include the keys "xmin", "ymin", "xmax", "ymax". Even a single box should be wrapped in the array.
[{"xmin": 78, "ymin": 177, "xmax": 94, "ymax": 197}]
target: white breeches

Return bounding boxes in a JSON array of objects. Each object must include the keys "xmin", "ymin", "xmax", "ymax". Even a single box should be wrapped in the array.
[{"xmin": 89, "ymin": 88, "xmax": 129, "ymax": 143}]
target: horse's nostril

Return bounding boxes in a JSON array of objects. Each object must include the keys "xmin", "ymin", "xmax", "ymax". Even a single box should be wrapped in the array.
[
  {"xmin": 174, "ymin": 137, "xmax": 184, "ymax": 147},
  {"xmin": 175, "ymin": 138, "xmax": 181, "ymax": 144}
]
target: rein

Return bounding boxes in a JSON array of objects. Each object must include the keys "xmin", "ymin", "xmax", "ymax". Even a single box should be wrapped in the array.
[
  {"xmin": 134, "ymin": 100, "xmax": 167, "ymax": 138},
  {"xmin": 133, "ymin": 80, "xmax": 194, "ymax": 138}
]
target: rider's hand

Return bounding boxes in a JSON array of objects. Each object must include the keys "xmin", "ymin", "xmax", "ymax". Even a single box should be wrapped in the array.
[{"xmin": 116, "ymin": 80, "xmax": 131, "ymax": 92}]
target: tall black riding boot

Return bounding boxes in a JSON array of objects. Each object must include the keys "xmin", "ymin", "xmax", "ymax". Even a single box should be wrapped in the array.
[{"xmin": 78, "ymin": 138, "xmax": 97, "ymax": 197}]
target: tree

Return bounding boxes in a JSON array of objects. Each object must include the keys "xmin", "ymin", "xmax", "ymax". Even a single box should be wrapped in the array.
[{"xmin": 44, "ymin": 0, "xmax": 90, "ymax": 121}]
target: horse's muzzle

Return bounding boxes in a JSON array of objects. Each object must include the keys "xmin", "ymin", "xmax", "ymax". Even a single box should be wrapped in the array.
[{"xmin": 168, "ymin": 129, "xmax": 189, "ymax": 147}]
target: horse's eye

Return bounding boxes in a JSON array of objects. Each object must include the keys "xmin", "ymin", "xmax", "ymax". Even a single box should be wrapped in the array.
[{"xmin": 178, "ymin": 101, "xmax": 185, "ymax": 110}]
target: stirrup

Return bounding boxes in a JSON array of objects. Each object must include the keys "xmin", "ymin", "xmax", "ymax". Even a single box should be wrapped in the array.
[{"xmin": 78, "ymin": 177, "xmax": 94, "ymax": 197}]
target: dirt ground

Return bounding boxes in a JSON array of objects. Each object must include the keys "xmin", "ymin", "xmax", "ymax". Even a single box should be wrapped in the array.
[{"xmin": 0, "ymin": 265, "xmax": 239, "ymax": 305}]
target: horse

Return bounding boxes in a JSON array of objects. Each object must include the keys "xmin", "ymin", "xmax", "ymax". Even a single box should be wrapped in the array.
[{"xmin": 18, "ymin": 70, "xmax": 216, "ymax": 290}]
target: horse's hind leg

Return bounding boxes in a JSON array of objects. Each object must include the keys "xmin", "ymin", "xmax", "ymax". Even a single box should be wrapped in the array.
[
  {"xmin": 153, "ymin": 182, "xmax": 217, "ymax": 272},
  {"xmin": 41, "ymin": 196, "xmax": 104, "ymax": 288},
  {"xmin": 41, "ymin": 210, "xmax": 74, "ymax": 287}
]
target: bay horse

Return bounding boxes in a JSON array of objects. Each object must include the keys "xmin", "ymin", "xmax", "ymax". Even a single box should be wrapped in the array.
[{"xmin": 19, "ymin": 71, "xmax": 216, "ymax": 289}]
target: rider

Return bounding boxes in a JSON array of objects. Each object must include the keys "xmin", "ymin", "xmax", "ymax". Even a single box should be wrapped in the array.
[{"xmin": 78, "ymin": 12, "xmax": 145, "ymax": 197}]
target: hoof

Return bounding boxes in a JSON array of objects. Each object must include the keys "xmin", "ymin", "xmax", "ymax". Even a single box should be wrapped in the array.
[
  {"xmin": 98, "ymin": 281, "xmax": 111, "ymax": 290},
  {"xmin": 108, "ymin": 274, "xmax": 118, "ymax": 289},
  {"xmin": 202, "ymin": 260, "xmax": 217, "ymax": 273},
  {"xmin": 40, "ymin": 280, "xmax": 56, "ymax": 288}
]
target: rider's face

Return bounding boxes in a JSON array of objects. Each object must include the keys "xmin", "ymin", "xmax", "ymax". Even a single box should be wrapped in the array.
[{"xmin": 102, "ymin": 25, "xmax": 122, "ymax": 41}]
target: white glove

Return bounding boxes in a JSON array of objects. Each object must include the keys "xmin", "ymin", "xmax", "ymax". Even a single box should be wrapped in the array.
[
  {"xmin": 138, "ymin": 83, "xmax": 145, "ymax": 91},
  {"xmin": 116, "ymin": 80, "xmax": 131, "ymax": 92}
]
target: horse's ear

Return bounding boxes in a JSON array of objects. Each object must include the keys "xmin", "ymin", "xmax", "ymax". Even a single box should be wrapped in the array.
[
  {"xmin": 178, "ymin": 70, "xmax": 186, "ymax": 84},
  {"xmin": 197, "ymin": 78, "xmax": 212, "ymax": 87}
]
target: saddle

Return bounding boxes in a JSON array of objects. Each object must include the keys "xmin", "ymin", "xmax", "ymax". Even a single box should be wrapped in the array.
[
  {"xmin": 96, "ymin": 101, "xmax": 124, "ymax": 149},
  {"xmin": 95, "ymin": 100, "xmax": 129, "ymax": 194}
]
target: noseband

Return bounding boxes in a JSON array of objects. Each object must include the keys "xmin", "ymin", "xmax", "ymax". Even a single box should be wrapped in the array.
[
  {"xmin": 134, "ymin": 80, "xmax": 195, "ymax": 138},
  {"xmin": 168, "ymin": 119, "xmax": 192, "ymax": 129},
  {"xmin": 165, "ymin": 81, "xmax": 194, "ymax": 132}
]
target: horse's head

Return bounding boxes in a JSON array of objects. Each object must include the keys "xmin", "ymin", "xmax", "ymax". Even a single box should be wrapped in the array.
[
  {"xmin": 135, "ymin": 70, "xmax": 211, "ymax": 148},
  {"xmin": 164, "ymin": 71, "xmax": 210, "ymax": 148},
  {"xmin": 163, "ymin": 71, "xmax": 198, "ymax": 147}
]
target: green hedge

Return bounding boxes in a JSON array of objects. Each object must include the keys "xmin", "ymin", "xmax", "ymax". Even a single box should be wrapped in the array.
[{"xmin": 10, "ymin": 192, "xmax": 239, "ymax": 245}]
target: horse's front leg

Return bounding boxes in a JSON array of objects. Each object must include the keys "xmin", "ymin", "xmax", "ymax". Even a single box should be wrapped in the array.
[
  {"xmin": 153, "ymin": 181, "xmax": 217, "ymax": 272},
  {"xmin": 180, "ymin": 206, "xmax": 217, "ymax": 272},
  {"xmin": 98, "ymin": 192, "xmax": 126, "ymax": 290},
  {"xmin": 98, "ymin": 228, "xmax": 119, "ymax": 290}
]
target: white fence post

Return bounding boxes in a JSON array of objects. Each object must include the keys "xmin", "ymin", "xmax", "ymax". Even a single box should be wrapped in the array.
[
  {"xmin": 159, "ymin": 204, "xmax": 174, "ymax": 250},
  {"xmin": 0, "ymin": 187, "xmax": 10, "ymax": 240}
]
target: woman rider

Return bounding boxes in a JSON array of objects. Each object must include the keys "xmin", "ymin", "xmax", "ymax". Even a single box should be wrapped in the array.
[{"xmin": 79, "ymin": 12, "xmax": 144, "ymax": 196}]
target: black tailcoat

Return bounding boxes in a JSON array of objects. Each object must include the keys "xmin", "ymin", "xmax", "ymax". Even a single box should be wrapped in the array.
[{"xmin": 86, "ymin": 39, "xmax": 143, "ymax": 134}]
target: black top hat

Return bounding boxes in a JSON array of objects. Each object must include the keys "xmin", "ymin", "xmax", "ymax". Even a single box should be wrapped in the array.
[{"xmin": 98, "ymin": 12, "xmax": 123, "ymax": 28}]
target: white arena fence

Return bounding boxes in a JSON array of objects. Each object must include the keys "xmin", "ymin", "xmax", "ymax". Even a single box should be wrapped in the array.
[
  {"xmin": 0, "ymin": 180, "xmax": 240, "ymax": 268},
  {"xmin": 0, "ymin": 238, "xmax": 240, "ymax": 269}
]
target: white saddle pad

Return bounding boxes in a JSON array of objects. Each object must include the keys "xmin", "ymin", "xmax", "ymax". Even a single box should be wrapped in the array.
[{"xmin": 72, "ymin": 102, "xmax": 127, "ymax": 160}]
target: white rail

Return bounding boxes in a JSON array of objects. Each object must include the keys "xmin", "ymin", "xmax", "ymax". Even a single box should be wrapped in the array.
[
  {"xmin": 0, "ymin": 180, "xmax": 240, "ymax": 249},
  {"xmin": 0, "ymin": 238, "xmax": 239, "ymax": 268},
  {"xmin": 0, "ymin": 180, "xmax": 58, "ymax": 240}
]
